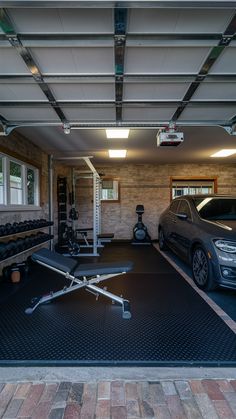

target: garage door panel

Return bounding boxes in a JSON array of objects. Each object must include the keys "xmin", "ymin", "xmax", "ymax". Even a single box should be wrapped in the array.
[
  {"xmin": 192, "ymin": 82, "xmax": 236, "ymax": 101},
  {"xmin": 0, "ymin": 48, "xmax": 31, "ymax": 74},
  {"xmin": 124, "ymin": 82, "xmax": 190, "ymax": 101},
  {"xmin": 62, "ymin": 106, "xmax": 116, "ymax": 121},
  {"xmin": 128, "ymin": 9, "xmax": 234, "ymax": 33},
  {"xmin": 125, "ymin": 47, "xmax": 211, "ymax": 74},
  {"xmin": 209, "ymin": 47, "xmax": 236, "ymax": 74},
  {"xmin": 123, "ymin": 106, "xmax": 177, "ymax": 121},
  {"xmin": 179, "ymin": 106, "xmax": 236, "ymax": 121},
  {"xmin": 49, "ymin": 83, "xmax": 115, "ymax": 101},
  {"xmin": 0, "ymin": 83, "xmax": 47, "ymax": 101},
  {"xmin": 0, "ymin": 107, "xmax": 60, "ymax": 121},
  {"xmin": 7, "ymin": 8, "xmax": 113, "ymax": 34},
  {"xmin": 30, "ymin": 47, "xmax": 114, "ymax": 74}
]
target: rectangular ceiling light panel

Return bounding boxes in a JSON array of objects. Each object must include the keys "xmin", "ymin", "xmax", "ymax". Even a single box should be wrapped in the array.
[
  {"xmin": 108, "ymin": 150, "xmax": 127, "ymax": 158},
  {"xmin": 106, "ymin": 129, "xmax": 130, "ymax": 138}
]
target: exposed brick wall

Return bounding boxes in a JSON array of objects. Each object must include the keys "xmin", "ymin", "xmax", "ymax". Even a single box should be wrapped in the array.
[{"xmin": 75, "ymin": 163, "xmax": 236, "ymax": 240}]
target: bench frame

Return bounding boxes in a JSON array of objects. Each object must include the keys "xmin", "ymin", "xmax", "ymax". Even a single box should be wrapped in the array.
[{"xmin": 25, "ymin": 259, "xmax": 131, "ymax": 319}]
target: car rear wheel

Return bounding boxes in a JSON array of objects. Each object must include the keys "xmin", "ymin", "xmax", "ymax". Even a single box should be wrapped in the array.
[
  {"xmin": 192, "ymin": 246, "xmax": 216, "ymax": 291},
  {"xmin": 159, "ymin": 227, "xmax": 168, "ymax": 251}
]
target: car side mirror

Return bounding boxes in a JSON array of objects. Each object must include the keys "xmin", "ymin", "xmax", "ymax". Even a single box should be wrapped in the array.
[{"xmin": 176, "ymin": 212, "xmax": 188, "ymax": 220}]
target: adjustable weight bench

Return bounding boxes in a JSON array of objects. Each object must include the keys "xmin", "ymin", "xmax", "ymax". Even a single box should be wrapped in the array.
[{"xmin": 25, "ymin": 248, "xmax": 133, "ymax": 319}]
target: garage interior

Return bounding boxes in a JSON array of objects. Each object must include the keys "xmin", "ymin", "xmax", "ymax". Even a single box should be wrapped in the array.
[{"xmin": 1, "ymin": 0, "xmax": 236, "ymax": 369}]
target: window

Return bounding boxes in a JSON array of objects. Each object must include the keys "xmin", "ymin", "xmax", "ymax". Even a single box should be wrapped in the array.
[
  {"xmin": 171, "ymin": 178, "xmax": 216, "ymax": 199},
  {"xmin": 0, "ymin": 153, "xmax": 39, "ymax": 209},
  {"xmin": 178, "ymin": 200, "xmax": 192, "ymax": 219},
  {"xmin": 169, "ymin": 199, "xmax": 179, "ymax": 214},
  {"xmin": 27, "ymin": 168, "xmax": 36, "ymax": 205},
  {"xmin": 101, "ymin": 178, "xmax": 119, "ymax": 202},
  {"xmin": 194, "ymin": 197, "xmax": 236, "ymax": 221},
  {"xmin": 10, "ymin": 161, "xmax": 23, "ymax": 204}
]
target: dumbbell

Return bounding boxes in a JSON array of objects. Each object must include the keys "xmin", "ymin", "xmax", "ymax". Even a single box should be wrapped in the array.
[
  {"xmin": 0, "ymin": 243, "xmax": 8, "ymax": 260},
  {"xmin": 4, "ymin": 240, "xmax": 16, "ymax": 257},
  {"xmin": 23, "ymin": 236, "xmax": 32, "ymax": 249},
  {"xmin": 39, "ymin": 219, "xmax": 47, "ymax": 227},
  {"xmin": 15, "ymin": 237, "xmax": 25, "ymax": 253},
  {"xmin": 22, "ymin": 220, "xmax": 29, "ymax": 231},
  {"xmin": 35, "ymin": 232, "xmax": 45, "ymax": 244},
  {"xmin": 12, "ymin": 222, "xmax": 20, "ymax": 233},
  {"xmin": 0, "ymin": 225, "xmax": 5, "ymax": 237},
  {"xmin": 4, "ymin": 223, "xmax": 12, "ymax": 235},
  {"xmin": 17, "ymin": 222, "xmax": 25, "ymax": 232}
]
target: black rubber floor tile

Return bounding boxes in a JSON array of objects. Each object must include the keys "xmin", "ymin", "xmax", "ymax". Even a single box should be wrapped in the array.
[{"xmin": 0, "ymin": 244, "xmax": 236, "ymax": 366}]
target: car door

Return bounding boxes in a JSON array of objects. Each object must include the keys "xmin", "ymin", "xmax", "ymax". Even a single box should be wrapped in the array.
[
  {"xmin": 172, "ymin": 199, "xmax": 193, "ymax": 259},
  {"xmin": 163, "ymin": 199, "xmax": 181, "ymax": 248}
]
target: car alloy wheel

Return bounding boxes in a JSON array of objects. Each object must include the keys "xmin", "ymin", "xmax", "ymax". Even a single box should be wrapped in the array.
[{"xmin": 192, "ymin": 246, "xmax": 215, "ymax": 290}]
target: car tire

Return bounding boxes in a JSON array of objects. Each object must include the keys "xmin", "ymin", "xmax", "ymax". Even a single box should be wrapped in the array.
[
  {"xmin": 192, "ymin": 245, "xmax": 216, "ymax": 291},
  {"xmin": 159, "ymin": 227, "xmax": 168, "ymax": 251}
]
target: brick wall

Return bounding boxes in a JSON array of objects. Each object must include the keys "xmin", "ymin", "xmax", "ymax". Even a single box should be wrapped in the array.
[{"xmin": 75, "ymin": 162, "xmax": 236, "ymax": 240}]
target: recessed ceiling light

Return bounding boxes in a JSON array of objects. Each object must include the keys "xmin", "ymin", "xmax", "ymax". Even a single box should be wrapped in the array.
[
  {"xmin": 210, "ymin": 149, "xmax": 236, "ymax": 157},
  {"xmin": 108, "ymin": 149, "xmax": 127, "ymax": 158},
  {"xmin": 106, "ymin": 129, "xmax": 130, "ymax": 139}
]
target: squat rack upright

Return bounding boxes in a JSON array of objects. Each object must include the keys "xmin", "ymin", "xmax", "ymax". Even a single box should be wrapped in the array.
[{"xmin": 73, "ymin": 157, "xmax": 101, "ymax": 257}]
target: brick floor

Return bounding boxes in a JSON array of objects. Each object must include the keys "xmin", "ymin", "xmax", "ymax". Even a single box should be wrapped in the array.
[{"xmin": 1, "ymin": 379, "xmax": 236, "ymax": 418}]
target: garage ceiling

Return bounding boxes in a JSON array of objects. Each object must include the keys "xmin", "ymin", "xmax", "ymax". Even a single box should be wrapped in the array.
[{"xmin": 0, "ymin": 1, "xmax": 236, "ymax": 164}]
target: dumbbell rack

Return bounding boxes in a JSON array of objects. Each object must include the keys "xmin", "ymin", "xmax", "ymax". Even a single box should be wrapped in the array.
[{"xmin": 0, "ymin": 221, "xmax": 54, "ymax": 264}]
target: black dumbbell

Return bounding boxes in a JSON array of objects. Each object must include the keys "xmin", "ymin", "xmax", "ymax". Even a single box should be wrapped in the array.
[
  {"xmin": 23, "ymin": 236, "xmax": 31, "ymax": 249},
  {"xmin": 15, "ymin": 237, "xmax": 25, "ymax": 252},
  {"xmin": 0, "ymin": 225, "xmax": 5, "ymax": 237},
  {"xmin": 12, "ymin": 222, "xmax": 20, "ymax": 233},
  {"xmin": 0, "ymin": 243, "xmax": 8, "ymax": 260},
  {"xmin": 4, "ymin": 223, "xmax": 12, "ymax": 235},
  {"xmin": 18, "ymin": 222, "xmax": 25, "ymax": 232},
  {"xmin": 5, "ymin": 240, "xmax": 15, "ymax": 257}
]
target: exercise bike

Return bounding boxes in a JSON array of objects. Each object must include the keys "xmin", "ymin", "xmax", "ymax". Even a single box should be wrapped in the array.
[{"xmin": 132, "ymin": 204, "xmax": 151, "ymax": 245}]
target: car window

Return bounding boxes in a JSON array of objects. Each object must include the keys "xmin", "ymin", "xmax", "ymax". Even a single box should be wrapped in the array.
[
  {"xmin": 169, "ymin": 199, "xmax": 180, "ymax": 214},
  {"xmin": 178, "ymin": 200, "xmax": 192, "ymax": 219},
  {"xmin": 194, "ymin": 198, "xmax": 236, "ymax": 220}
]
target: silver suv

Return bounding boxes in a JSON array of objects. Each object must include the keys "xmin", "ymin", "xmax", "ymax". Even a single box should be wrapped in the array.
[{"xmin": 158, "ymin": 195, "xmax": 236, "ymax": 291}]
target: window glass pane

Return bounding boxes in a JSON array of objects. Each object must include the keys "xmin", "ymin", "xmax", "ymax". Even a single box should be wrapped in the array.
[
  {"xmin": 178, "ymin": 200, "xmax": 191, "ymax": 218},
  {"xmin": 10, "ymin": 161, "xmax": 22, "ymax": 204},
  {"xmin": 195, "ymin": 198, "xmax": 236, "ymax": 221},
  {"xmin": 101, "ymin": 179, "xmax": 119, "ymax": 201},
  {"xmin": 172, "ymin": 179, "xmax": 214, "ymax": 198},
  {"xmin": 170, "ymin": 200, "xmax": 179, "ymax": 213},
  {"xmin": 0, "ymin": 157, "xmax": 3, "ymax": 204},
  {"xmin": 27, "ymin": 168, "xmax": 35, "ymax": 205}
]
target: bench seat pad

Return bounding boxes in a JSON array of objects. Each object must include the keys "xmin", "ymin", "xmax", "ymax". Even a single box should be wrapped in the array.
[
  {"xmin": 32, "ymin": 248, "xmax": 133, "ymax": 277},
  {"xmin": 31, "ymin": 248, "xmax": 78, "ymax": 273},
  {"xmin": 74, "ymin": 261, "xmax": 133, "ymax": 277}
]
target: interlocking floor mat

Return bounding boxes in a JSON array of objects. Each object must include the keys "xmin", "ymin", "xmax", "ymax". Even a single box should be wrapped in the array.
[{"xmin": 0, "ymin": 244, "xmax": 236, "ymax": 366}]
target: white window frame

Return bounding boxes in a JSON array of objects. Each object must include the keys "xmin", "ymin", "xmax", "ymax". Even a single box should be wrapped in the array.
[
  {"xmin": 0, "ymin": 152, "xmax": 40, "ymax": 211},
  {"xmin": 101, "ymin": 178, "xmax": 120, "ymax": 202},
  {"xmin": 171, "ymin": 178, "xmax": 217, "ymax": 200}
]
